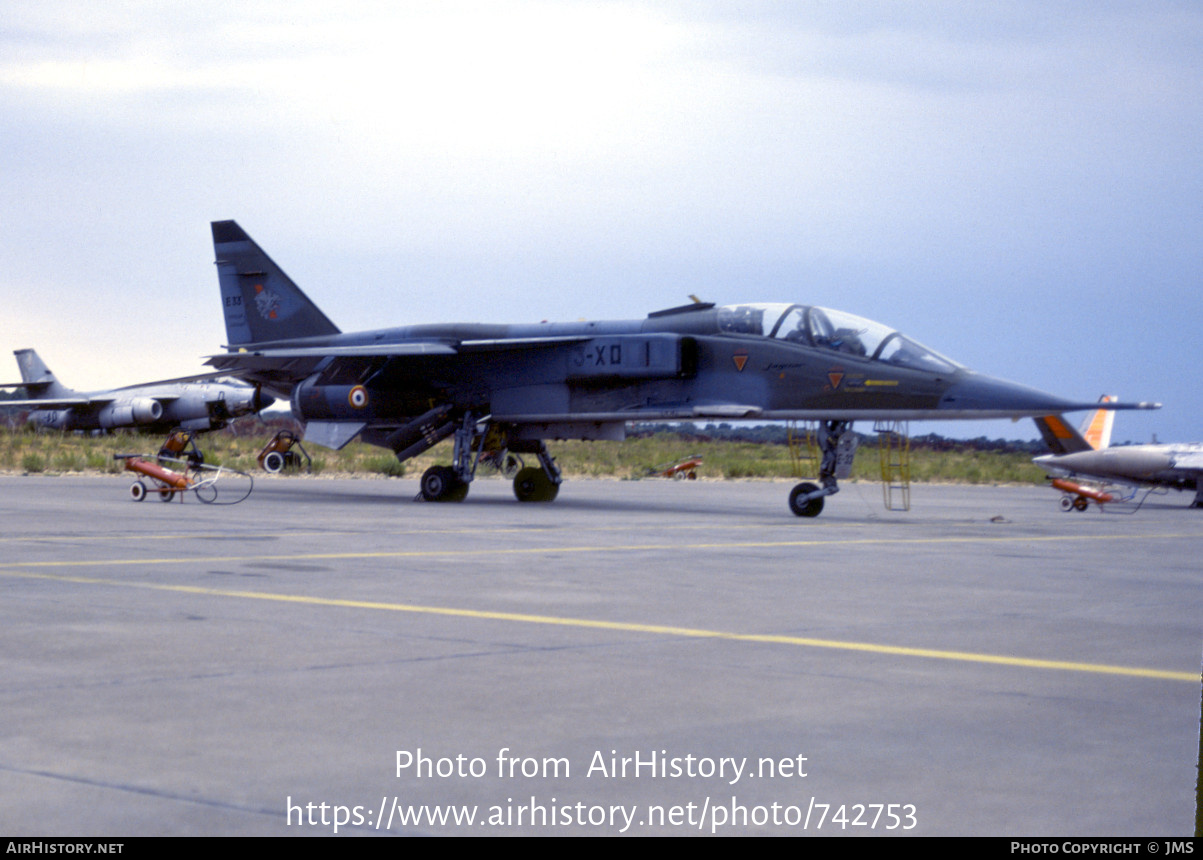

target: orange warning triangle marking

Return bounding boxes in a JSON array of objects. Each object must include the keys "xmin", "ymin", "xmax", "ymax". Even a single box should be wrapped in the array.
[
  {"xmin": 733, "ymin": 354, "xmax": 748, "ymax": 371},
  {"xmin": 828, "ymin": 371, "xmax": 843, "ymax": 389}
]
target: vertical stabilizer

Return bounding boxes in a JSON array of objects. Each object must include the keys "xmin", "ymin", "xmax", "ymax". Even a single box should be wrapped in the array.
[
  {"xmin": 12, "ymin": 349, "xmax": 72, "ymax": 399},
  {"xmin": 1033, "ymin": 395, "xmax": 1116, "ymax": 455},
  {"xmin": 211, "ymin": 220, "xmax": 340, "ymax": 346},
  {"xmin": 1033, "ymin": 413, "xmax": 1091, "ymax": 455},
  {"xmin": 1079, "ymin": 395, "xmax": 1115, "ymax": 450}
]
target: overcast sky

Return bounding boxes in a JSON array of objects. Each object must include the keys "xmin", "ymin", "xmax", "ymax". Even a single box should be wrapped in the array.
[{"xmin": 2, "ymin": 1, "xmax": 1199, "ymax": 442}]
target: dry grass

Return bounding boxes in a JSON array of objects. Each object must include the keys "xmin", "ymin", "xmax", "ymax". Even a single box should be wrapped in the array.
[{"xmin": 0, "ymin": 424, "xmax": 1046, "ymax": 485}]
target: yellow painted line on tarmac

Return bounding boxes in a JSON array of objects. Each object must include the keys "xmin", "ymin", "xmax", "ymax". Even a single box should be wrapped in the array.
[
  {"xmin": 2, "ymin": 567, "xmax": 1196, "ymax": 684},
  {"xmin": 0, "ymin": 530, "xmax": 1196, "ymax": 569}
]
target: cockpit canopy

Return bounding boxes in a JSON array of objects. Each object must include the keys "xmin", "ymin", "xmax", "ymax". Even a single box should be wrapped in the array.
[{"xmin": 718, "ymin": 303, "xmax": 963, "ymax": 374}]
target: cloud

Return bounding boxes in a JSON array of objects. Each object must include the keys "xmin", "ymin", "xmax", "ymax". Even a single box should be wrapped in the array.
[{"xmin": 0, "ymin": 2, "xmax": 1199, "ymax": 441}]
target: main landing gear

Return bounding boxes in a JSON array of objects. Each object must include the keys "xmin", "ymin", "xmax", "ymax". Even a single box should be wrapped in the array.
[
  {"xmin": 417, "ymin": 415, "xmax": 562, "ymax": 504},
  {"xmin": 788, "ymin": 420, "xmax": 855, "ymax": 518},
  {"xmin": 419, "ymin": 465, "xmax": 469, "ymax": 502},
  {"xmin": 512, "ymin": 464, "xmax": 559, "ymax": 502}
]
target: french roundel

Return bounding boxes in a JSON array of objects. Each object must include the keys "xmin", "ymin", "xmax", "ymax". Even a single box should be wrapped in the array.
[{"xmin": 348, "ymin": 386, "xmax": 368, "ymax": 409}]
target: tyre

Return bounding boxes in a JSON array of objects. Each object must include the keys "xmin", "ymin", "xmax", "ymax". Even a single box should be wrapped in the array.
[
  {"xmin": 263, "ymin": 451, "xmax": 286, "ymax": 473},
  {"xmin": 421, "ymin": 466, "xmax": 466, "ymax": 502},
  {"xmin": 513, "ymin": 467, "xmax": 559, "ymax": 502},
  {"xmin": 130, "ymin": 481, "xmax": 146, "ymax": 502},
  {"xmin": 789, "ymin": 482, "xmax": 824, "ymax": 518}
]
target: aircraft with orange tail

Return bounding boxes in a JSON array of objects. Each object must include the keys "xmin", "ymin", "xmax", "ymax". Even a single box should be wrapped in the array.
[{"xmin": 1033, "ymin": 398, "xmax": 1203, "ymax": 510}]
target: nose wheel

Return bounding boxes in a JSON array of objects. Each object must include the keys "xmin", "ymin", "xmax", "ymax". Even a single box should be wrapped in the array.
[
  {"xmin": 788, "ymin": 420, "xmax": 850, "ymax": 518},
  {"xmin": 788, "ymin": 482, "xmax": 824, "ymax": 517}
]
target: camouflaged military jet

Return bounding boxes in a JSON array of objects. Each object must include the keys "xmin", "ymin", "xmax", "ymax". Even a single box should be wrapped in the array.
[
  {"xmin": 2, "ymin": 348, "xmax": 272, "ymax": 434},
  {"xmin": 206, "ymin": 220, "xmax": 1155, "ymax": 517}
]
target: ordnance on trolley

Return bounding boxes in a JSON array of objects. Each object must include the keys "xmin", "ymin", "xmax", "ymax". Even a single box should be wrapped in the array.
[{"xmin": 115, "ymin": 453, "xmax": 253, "ymax": 505}]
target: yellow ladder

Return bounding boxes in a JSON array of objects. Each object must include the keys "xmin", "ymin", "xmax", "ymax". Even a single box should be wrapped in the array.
[
  {"xmin": 786, "ymin": 421, "xmax": 820, "ymax": 479},
  {"xmin": 874, "ymin": 420, "xmax": 911, "ymax": 511}
]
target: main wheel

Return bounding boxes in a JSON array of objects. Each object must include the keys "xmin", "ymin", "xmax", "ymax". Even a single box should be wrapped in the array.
[
  {"xmin": 158, "ymin": 487, "xmax": 175, "ymax": 502},
  {"xmin": 421, "ymin": 465, "xmax": 467, "ymax": 502},
  {"xmin": 129, "ymin": 481, "xmax": 146, "ymax": 502},
  {"xmin": 789, "ymin": 482, "xmax": 824, "ymax": 518},
  {"xmin": 513, "ymin": 467, "xmax": 559, "ymax": 502},
  {"xmin": 1059, "ymin": 496, "xmax": 1074, "ymax": 511},
  {"xmin": 263, "ymin": 451, "xmax": 286, "ymax": 473},
  {"xmin": 1073, "ymin": 496, "xmax": 1089, "ymax": 511}
]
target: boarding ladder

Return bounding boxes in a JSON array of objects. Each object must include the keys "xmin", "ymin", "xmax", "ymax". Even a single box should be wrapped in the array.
[
  {"xmin": 786, "ymin": 421, "xmax": 820, "ymax": 479},
  {"xmin": 874, "ymin": 420, "xmax": 911, "ymax": 511}
]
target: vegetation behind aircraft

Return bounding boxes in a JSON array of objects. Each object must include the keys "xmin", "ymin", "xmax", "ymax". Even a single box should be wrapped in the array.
[{"xmin": 0, "ymin": 417, "xmax": 1050, "ymax": 485}]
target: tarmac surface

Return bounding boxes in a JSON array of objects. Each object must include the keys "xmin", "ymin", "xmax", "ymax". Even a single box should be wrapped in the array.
[{"xmin": 1, "ymin": 473, "xmax": 1199, "ymax": 836}]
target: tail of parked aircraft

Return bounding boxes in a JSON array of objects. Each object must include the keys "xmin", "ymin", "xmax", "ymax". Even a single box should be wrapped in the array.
[
  {"xmin": 11, "ymin": 349, "xmax": 73, "ymax": 400},
  {"xmin": 1079, "ymin": 395, "xmax": 1115, "ymax": 450},
  {"xmin": 211, "ymin": 220, "xmax": 340, "ymax": 347},
  {"xmin": 1033, "ymin": 395, "xmax": 1116, "ymax": 455}
]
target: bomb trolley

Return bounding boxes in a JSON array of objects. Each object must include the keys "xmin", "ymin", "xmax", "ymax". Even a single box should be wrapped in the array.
[
  {"xmin": 645, "ymin": 455, "xmax": 702, "ymax": 480},
  {"xmin": 115, "ymin": 453, "xmax": 254, "ymax": 505},
  {"xmin": 1050, "ymin": 477, "xmax": 1158, "ymax": 514},
  {"xmin": 257, "ymin": 430, "xmax": 311, "ymax": 473}
]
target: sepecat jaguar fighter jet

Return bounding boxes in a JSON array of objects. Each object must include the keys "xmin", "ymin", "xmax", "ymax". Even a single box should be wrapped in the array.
[{"xmin": 206, "ymin": 220, "xmax": 1155, "ymax": 517}]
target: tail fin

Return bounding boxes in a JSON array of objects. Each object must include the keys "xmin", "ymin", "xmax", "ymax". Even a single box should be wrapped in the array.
[
  {"xmin": 1079, "ymin": 395, "xmax": 1115, "ymax": 450},
  {"xmin": 11, "ymin": 349, "xmax": 73, "ymax": 400},
  {"xmin": 1033, "ymin": 395, "xmax": 1116, "ymax": 455},
  {"xmin": 211, "ymin": 220, "xmax": 340, "ymax": 346}
]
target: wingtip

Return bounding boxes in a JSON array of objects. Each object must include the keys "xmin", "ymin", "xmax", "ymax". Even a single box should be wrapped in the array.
[{"xmin": 1106, "ymin": 400, "xmax": 1162, "ymax": 410}]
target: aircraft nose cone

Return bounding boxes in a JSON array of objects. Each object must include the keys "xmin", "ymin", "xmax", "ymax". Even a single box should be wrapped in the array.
[
  {"xmin": 938, "ymin": 373, "xmax": 1083, "ymax": 416},
  {"xmin": 253, "ymin": 389, "xmax": 276, "ymax": 413},
  {"xmin": 1032, "ymin": 453, "xmax": 1065, "ymax": 475}
]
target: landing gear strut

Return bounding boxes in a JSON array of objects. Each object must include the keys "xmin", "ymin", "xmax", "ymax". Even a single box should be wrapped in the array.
[
  {"xmin": 419, "ymin": 413, "xmax": 478, "ymax": 502},
  {"xmin": 789, "ymin": 420, "xmax": 855, "ymax": 518},
  {"xmin": 510, "ymin": 440, "xmax": 561, "ymax": 502},
  {"xmin": 414, "ymin": 415, "xmax": 563, "ymax": 504}
]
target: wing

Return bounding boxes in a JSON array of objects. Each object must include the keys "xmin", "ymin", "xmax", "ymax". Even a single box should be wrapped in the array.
[
  {"xmin": 0, "ymin": 396, "xmax": 95, "ymax": 410},
  {"xmin": 204, "ymin": 336, "xmax": 591, "ymax": 392},
  {"xmin": 1171, "ymin": 451, "xmax": 1203, "ymax": 471}
]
